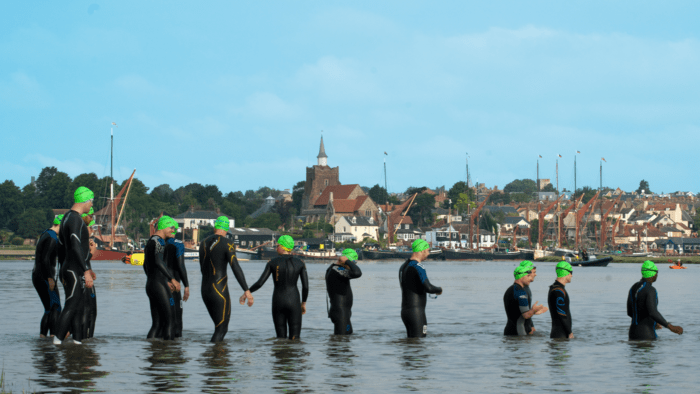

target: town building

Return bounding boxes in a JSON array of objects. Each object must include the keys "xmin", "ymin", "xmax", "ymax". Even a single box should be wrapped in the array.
[
  {"xmin": 332, "ymin": 215, "xmax": 380, "ymax": 243},
  {"xmin": 228, "ymin": 227, "xmax": 279, "ymax": 248}
]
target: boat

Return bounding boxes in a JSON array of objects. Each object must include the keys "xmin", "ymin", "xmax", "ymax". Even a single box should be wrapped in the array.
[
  {"xmin": 236, "ymin": 248, "xmax": 261, "ymax": 261},
  {"xmin": 669, "ymin": 265, "xmax": 686, "ymax": 270},
  {"xmin": 257, "ymin": 246, "xmax": 338, "ymax": 264},
  {"xmin": 443, "ymin": 249, "xmax": 534, "ymax": 261},
  {"xmin": 570, "ymin": 257, "xmax": 612, "ymax": 267},
  {"xmin": 361, "ymin": 249, "xmax": 397, "ymax": 260},
  {"xmin": 395, "ymin": 249, "xmax": 445, "ymax": 261}
]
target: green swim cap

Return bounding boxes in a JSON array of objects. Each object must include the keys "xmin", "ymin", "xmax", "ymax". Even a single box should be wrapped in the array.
[
  {"xmin": 514, "ymin": 266, "xmax": 530, "ymax": 280},
  {"xmin": 641, "ymin": 260, "xmax": 658, "ymax": 278},
  {"xmin": 556, "ymin": 261, "xmax": 573, "ymax": 278},
  {"xmin": 278, "ymin": 235, "xmax": 294, "ymax": 251},
  {"xmin": 74, "ymin": 187, "xmax": 94, "ymax": 203},
  {"xmin": 157, "ymin": 215, "xmax": 177, "ymax": 231},
  {"xmin": 412, "ymin": 239, "xmax": 430, "ymax": 253},
  {"xmin": 342, "ymin": 248, "xmax": 358, "ymax": 261},
  {"xmin": 81, "ymin": 213, "xmax": 95, "ymax": 226},
  {"xmin": 519, "ymin": 260, "xmax": 534, "ymax": 272},
  {"xmin": 214, "ymin": 216, "xmax": 230, "ymax": 231},
  {"xmin": 88, "ymin": 207, "xmax": 94, "ymax": 215},
  {"xmin": 53, "ymin": 214, "xmax": 64, "ymax": 225}
]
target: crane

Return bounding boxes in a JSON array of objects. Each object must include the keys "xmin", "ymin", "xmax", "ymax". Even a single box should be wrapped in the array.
[
  {"xmin": 470, "ymin": 191, "xmax": 493, "ymax": 251},
  {"xmin": 574, "ymin": 191, "xmax": 600, "ymax": 250},
  {"xmin": 599, "ymin": 193, "xmax": 623, "ymax": 251},
  {"xmin": 538, "ymin": 195, "xmax": 564, "ymax": 249},
  {"xmin": 558, "ymin": 194, "xmax": 584, "ymax": 247}
]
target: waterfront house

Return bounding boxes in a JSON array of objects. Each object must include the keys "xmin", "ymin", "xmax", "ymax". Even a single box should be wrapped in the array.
[
  {"xmin": 333, "ymin": 215, "xmax": 379, "ymax": 243},
  {"xmin": 228, "ymin": 227, "xmax": 279, "ymax": 248}
]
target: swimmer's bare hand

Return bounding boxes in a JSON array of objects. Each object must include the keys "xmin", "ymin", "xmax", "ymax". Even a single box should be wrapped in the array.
[
  {"xmin": 532, "ymin": 301, "xmax": 548, "ymax": 315},
  {"xmin": 335, "ymin": 256, "xmax": 348, "ymax": 266},
  {"xmin": 48, "ymin": 278, "xmax": 55, "ymax": 291},
  {"xmin": 568, "ymin": 333, "xmax": 574, "ymax": 339},
  {"xmin": 85, "ymin": 274, "xmax": 93, "ymax": 289},
  {"xmin": 656, "ymin": 323, "xmax": 663, "ymax": 330},
  {"xmin": 668, "ymin": 324, "xmax": 683, "ymax": 335},
  {"xmin": 239, "ymin": 293, "xmax": 247, "ymax": 305},
  {"xmin": 183, "ymin": 287, "xmax": 190, "ymax": 301},
  {"xmin": 437, "ymin": 288, "xmax": 443, "ymax": 296},
  {"xmin": 243, "ymin": 290, "xmax": 254, "ymax": 307},
  {"xmin": 89, "ymin": 270, "xmax": 96, "ymax": 280},
  {"xmin": 170, "ymin": 279, "xmax": 181, "ymax": 292},
  {"xmin": 301, "ymin": 302, "xmax": 307, "ymax": 315}
]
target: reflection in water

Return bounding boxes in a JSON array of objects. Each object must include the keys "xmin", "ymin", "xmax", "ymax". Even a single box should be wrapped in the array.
[
  {"xmin": 628, "ymin": 341, "xmax": 661, "ymax": 393},
  {"xmin": 398, "ymin": 338, "xmax": 432, "ymax": 391},
  {"xmin": 499, "ymin": 336, "xmax": 536, "ymax": 391},
  {"xmin": 30, "ymin": 339, "xmax": 62, "ymax": 392},
  {"xmin": 270, "ymin": 340, "xmax": 310, "ymax": 393},
  {"xmin": 141, "ymin": 340, "xmax": 189, "ymax": 393},
  {"xmin": 546, "ymin": 340, "xmax": 572, "ymax": 373},
  {"xmin": 323, "ymin": 335, "xmax": 357, "ymax": 391},
  {"xmin": 199, "ymin": 342, "xmax": 233, "ymax": 393},
  {"xmin": 32, "ymin": 342, "xmax": 109, "ymax": 392}
]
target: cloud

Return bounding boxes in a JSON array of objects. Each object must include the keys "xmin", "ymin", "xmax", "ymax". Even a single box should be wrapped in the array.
[
  {"xmin": 237, "ymin": 92, "xmax": 304, "ymax": 120},
  {"xmin": 294, "ymin": 56, "xmax": 384, "ymax": 102},
  {"xmin": 0, "ymin": 71, "xmax": 51, "ymax": 108}
]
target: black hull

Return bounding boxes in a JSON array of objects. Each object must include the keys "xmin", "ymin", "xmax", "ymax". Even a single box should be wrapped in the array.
[
  {"xmin": 571, "ymin": 257, "xmax": 612, "ymax": 267},
  {"xmin": 257, "ymin": 249, "xmax": 337, "ymax": 264},
  {"xmin": 394, "ymin": 251, "xmax": 445, "ymax": 261},
  {"xmin": 443, "ymin": 250, "xmax": 534, "ymax": 261},
  {"xmin": 362, "ymin": 250, "xmax": 398, "ymax": 260}
]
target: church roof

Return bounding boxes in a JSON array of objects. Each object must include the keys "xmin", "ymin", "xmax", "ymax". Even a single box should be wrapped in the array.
[
  {"xmin": 317, "ymin": 136, "xmax": 328, "ymax": 159},
  {"xmin": 315, "ymin": 184, "xmax": 360, "ymax": 206}
]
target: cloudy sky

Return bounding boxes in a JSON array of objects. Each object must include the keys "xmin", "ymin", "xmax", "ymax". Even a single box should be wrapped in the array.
[{"xmin": 2, "ymin": 1, "xmax": 700, "ymax": 195}]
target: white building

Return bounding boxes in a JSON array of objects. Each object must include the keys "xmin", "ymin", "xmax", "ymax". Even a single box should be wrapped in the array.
[{"xmin": 333, "ymin": 216, "xmax": 379, "ymax": 243}]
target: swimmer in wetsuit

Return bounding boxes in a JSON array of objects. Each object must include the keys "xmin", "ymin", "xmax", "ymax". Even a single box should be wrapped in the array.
[
  {"xmin": 503, "ymin": 261, "xmax": 547, "ymax": 336},
  {"xmin": 548, "ymin": 261, "xmax": 574, "ymax": 339},
  {"xmin": 54, "ymin": 187, "xmax": 96, "ymax": 345},
  {"xmin": 32, "ymin": 215, "xmax": 63, "ymax": 337},
  {"xmin": 144, "ymin": 216, "xmax": 181, "ymax": 340},
  {"xmin": 78, "ymin": 210, "xmax": 98, "ymax": 339},
  {"xmin": 627, "ymin": 261, "xmax": 683, "ymax": 340},
  {"xmin": 246, "ymin": 234, "xmax": 308, "ymax": 340},
  {"xmin": 166, "ymin": 226, "xmax": 190, "ymax": 338},
  {"xmin": 325, "ymin": 248, "xmax": 362, "ymax": 335},
  {"xmin": 398, "ymin": 239, "xmax": 442, "ymax": 338},
  {"xmin": 199, "ymin": 216, "xmax": 253, "ymax": 342}
]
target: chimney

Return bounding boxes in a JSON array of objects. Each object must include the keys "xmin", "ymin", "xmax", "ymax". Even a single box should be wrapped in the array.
[{"xmin": 329, "ymin": 192, "xmax": 334, "ymax": 202}]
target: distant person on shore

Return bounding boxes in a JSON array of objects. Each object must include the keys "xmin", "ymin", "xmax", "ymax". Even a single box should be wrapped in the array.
[
  {"xmin": 33, "ymin": 214, "xmax": 63, "ymax": 338},
  {"xmin": 199, "ymin": 216, "xmax": 253, "ymax": 342},
  {"xmin": 165, "ymin": 222, "xmax": 189, "ymax": 338},
  {"xmin": 398, "ymin": 239, "xmax": 442, "ymax": 338},
  {"xmin": 548, "ymin": 261, "xmax": 574, "ymax": 339},
  {"xmin": 246, "ymin": 235, "xmax": 308, "ymax": 340},
  {"xmin": 54, "ymin": 187, "xmax": 95, "ymax": 345},
  {"xmin": 504, "ymin": 261, "xmax": 547, "ymax": 336},
  {"xmin": 326, "ymin": 248, "xmax": 362, "ymax": 335},
  {"xmin": 144, "ymin": 216, "xmax": 180, "ymax": 340},
  {"xmin": 627, "ymin": 261, "xmax": 683, "ymax": 340}
]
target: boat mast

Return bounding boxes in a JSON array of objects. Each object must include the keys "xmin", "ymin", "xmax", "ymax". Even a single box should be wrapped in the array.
[
  {"xmin": 556, "ymin": 157, "xmax": 560, "ymax": 248},
  {"xmin": 383, "ymin": 153, "xmax": 388, "ymax": 205},
  {"xmin": 110, "ymin": 127, "xmax": 115, "ymax": 249}
]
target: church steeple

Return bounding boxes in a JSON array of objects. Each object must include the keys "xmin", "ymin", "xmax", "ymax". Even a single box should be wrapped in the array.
[{"xmin": 317, "ymin": 136, "xmax": 328, "ymax": 166}]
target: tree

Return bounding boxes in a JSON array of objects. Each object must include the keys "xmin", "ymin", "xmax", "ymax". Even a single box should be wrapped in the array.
[
  {"xmin": 408, "ymin": 192, "xmax": 435, "ymax": 226},
  {"xmin": 541, "ymin": 183, "xmax": 557, "ymax": 194},
  {"xmin": 454, "ymin": 192, "xmax": 475, "ymax": 215},
  {"xmin": 388, "ymin": 195, "xmax": 400, "ymax": 204},
  {"xmin": 636, "ymin": 180, "xmax": 651, "ymax": 194},
  {"xmin": 479, "ymin": 211, "xmax": 499, "ymax": 234},
  {"xmin": 272, "ymin": 200, "xmax": 296, "ymax": 228},
  {"xmin": 504, "ymin": 179, "xmax": 537, "ymax": 195},
  {"xmin": 291, "ymin": 181, "xmax": 305, "ymax": 213},
  {"xmin": 37, "ymin": 168, "xmax": 72, "ymax": 208},
  {"xmin": 0, "ymin": 180, "xmax": 23, "ymax": 230},
  {"xmin": 152, "ymin": 184, "xmax": 175, "ymax": 203},
  {"xmin": 15, "ymin": 208, "xmax": 53, "ymax": 239},
  {"xmin": 368, "ymin": 184, "xmax": 388, "ymax": 205},
  {"xmin": 488, "ymin": 193, "xmax": 511, "ymax": 205},
  {"xmin": 249, "ymin": 213, "xmax": 282, "ymax": 231},
  {"xmin": 574, "ymin": 186, "xmax": 597, "ymax": 204}
]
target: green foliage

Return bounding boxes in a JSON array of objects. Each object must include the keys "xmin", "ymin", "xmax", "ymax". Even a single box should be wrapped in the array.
[
  {"xmin": 408, "ymin": 191, "xmax": 435, "ymax": 226},
  {"xmin": 36, "ymin": 166, "xmax": 73, "ymax": 208},
  {"xmin": 0, "ymin": 180, "xmax": 23, "ymax": 230},
  {"xmin": 529, "ymin": 219, "xmax": 548, "ymax": 245},
  {"xmin": 292, "ymin": 181, "xmax": 305, "ymax": 214},
  {"xmin": 249, "ymin": 213, "xmax": 282, "ymax": 231},
  {"xmin": 504, "ymin": 179, "xmax": 537, "ymax": 195},
  {"xmin": 695, "ymin": 207, "xmax": 700, "ymax": 233},
  {"xmin": 302, "ymin": 229, "xmax": 315, "ymax": 238},
  {"xmin": 198, "ymin": 225, "xmax": 215, "ymax": 242},
  {"xmin": 479, "ymin": 211, "xmax": 499, "ymax": 234},
  {"xmin": 272, "ymin": 200, "xmax": 296, "ymax": 228},
  {"xmin": 488, "ymin": 193, "xmax": 511, "ymax": 205},
  {"xmin": 15, "ymin": 208, "xmax": 54, "ymax": 239},
  {"xmin": 11, "ymin": 237, "xmax": 24, "ymax": 245},
  {"xmin": 405, "ymin": 186, "xmax": 428, "ymax": 196},
  {"xmin": 574, "ymin": 186, "xmax": 597, "ymax": 203},
  {"xmin": 541, "ymin": 183, "xmax": 557, "ymax": 193},
  {"xmin": 510, "ymin": 192, "xmax": 531, "ymax": 203},
  {"xmin": 368, "ymin": 184, "xmax": 388, "ymax": 205},
  {"xmin": 387, "ymin": 195, "xmax": 400, "ymax": 204},
  {"xmin": 454, "ymin": 192, "xmax": 475, "ymax": 214},
  {"xmin": 636, "ymin": 180, "xmax": 651, "ymax": 194}
]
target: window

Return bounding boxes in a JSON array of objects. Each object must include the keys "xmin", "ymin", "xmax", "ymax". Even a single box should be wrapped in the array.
[
  {"xmin": 325, "ymin": 180, "xmax": 329, "ymax": 186},
  {"xmin": 242, "ymin": 241, "xmax": 247, "ymax": 246}
]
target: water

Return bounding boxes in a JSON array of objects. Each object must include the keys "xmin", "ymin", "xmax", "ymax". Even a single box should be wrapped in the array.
[{"xmin": 1, "ymin": 260, "xmax": 697, "ymax": 393}]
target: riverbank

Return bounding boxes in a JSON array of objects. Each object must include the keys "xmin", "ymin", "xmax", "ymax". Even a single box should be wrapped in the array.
[{"xmin": 536, "ymin": 255, "xmax": 700, "ymax": 264}]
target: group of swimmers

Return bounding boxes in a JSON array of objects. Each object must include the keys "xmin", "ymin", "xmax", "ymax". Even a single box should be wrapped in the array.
[{"xmin": 33, "ymin": 186, "xmax": 684, "ymax": 343}]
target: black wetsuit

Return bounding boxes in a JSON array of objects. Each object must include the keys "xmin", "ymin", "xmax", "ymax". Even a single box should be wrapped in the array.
[
  {"xmin": 627, "ymin": 279, "xmax": 669, "ymax": 340},
  {"xmin": 503, "ymin": 283, "xmax": 533, "ymax": 336},
  {"xmin": 32, "ymin": 229, "xmax": 62, "ymax": 336},
  {"xmin": 80, "ymin": 255, "xmax": 97, "ymax": 339},
  {"xmin": 166, "ymin": 238, "xmax": 188, "ymax": 338},
  {"xmin": 55, "ymin": 210, "xmax": 91, "ymax": 342},
  {"xmin": 249, "ymin": 255, "xmax": 309, "ymax": 340},
  {"xmin": 548, "ymin": 281, "xmax": 572, "ymax": 338},
  {"xmin": 325, "ymin": 260, "xmax": 362, "ymax": 335},
  {"xmin": 398, "ymin": 259, "xmax": 442, "ymax": 338},
  {"xmin": 198, "ymin": 234, "xmax": 249, "ymax": 342},
  {"xmin": 144, "ymin": 235, "xmax": 176, "ymax": 340}
]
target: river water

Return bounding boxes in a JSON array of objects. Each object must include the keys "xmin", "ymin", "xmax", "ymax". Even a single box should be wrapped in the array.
[{"xmin": 0, "ymin": 259, "xmax": 696, "ymax": 393}]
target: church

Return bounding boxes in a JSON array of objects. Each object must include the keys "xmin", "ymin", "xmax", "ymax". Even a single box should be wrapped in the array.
[{"xmin": 300, "ymin": 137, "xmax": 380, "ymax": 225}]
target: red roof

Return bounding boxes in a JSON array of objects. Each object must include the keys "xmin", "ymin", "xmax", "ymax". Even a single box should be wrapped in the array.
[
  {"xmin": 314, "ymin": 184, "xmax": 360, "ymax": 206},
  {"xmin": 332, "ymin": 199, "xmax": 358, "ymax": 213}
]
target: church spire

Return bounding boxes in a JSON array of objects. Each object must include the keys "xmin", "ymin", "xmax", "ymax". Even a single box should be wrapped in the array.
[{"xmin": 317, "ymin": 136, "xmax": 328, "ymax": 166}]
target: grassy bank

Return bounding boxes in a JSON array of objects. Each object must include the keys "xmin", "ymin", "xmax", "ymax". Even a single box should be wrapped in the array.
[{"xmin": 536, "ymin": 255, "xmax": 700, "ymax": 264}]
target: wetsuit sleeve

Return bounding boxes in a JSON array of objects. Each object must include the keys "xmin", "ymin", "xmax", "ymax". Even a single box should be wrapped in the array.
[
  {"xmin": 515, "ymin": 287, "xmax": 530, "ymax": 314},
  {"xmin": 39, "ymin": 236, "xmax": 57, "ymax": 279},
  {"xmin": 248, "ymin": 262, "xmax": 272, "ymax": 293},
  {"xmin": 647, "ymin": 288, "xmax": 669, "ymax": 328},
  {"xmin": 198, "ymin": 241, "xmax": 206, "ymax": 275},
  {"xmin": 413, "ymin": 263, "xmax": 442, "ymax": 294},
  {"xmin": 175, "ymin": 242, "xmax": 189, "ymax": 288},
  {"xmin": 67, "ymin": 219, "xmax": 90, "ymax": 272},
  {"xmin": 554, "ymin": 289, "xmax": 572, "ymax": 335},
  {"xmin": 153, "ymin": 240, "xmax": 173, "ymax": 281},
  {"xmin": 300, "ymin": 264, "xmax": 309, "ymax": 303},
  {"xmin": 227, "ymin": 248, "xmax": 249, "ymax": 292},
  {"xmin": 627, "ymin": 286, "xmax": 634, "ymax": 318},
  {"xmin": 344, "ymin": 260, "xmax": 362, "ymax": 279}
]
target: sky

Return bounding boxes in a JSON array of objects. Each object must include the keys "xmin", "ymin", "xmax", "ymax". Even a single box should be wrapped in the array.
[{"xmin": 2, "ymin": 1, "xmax": 700, "ymax": 196}]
